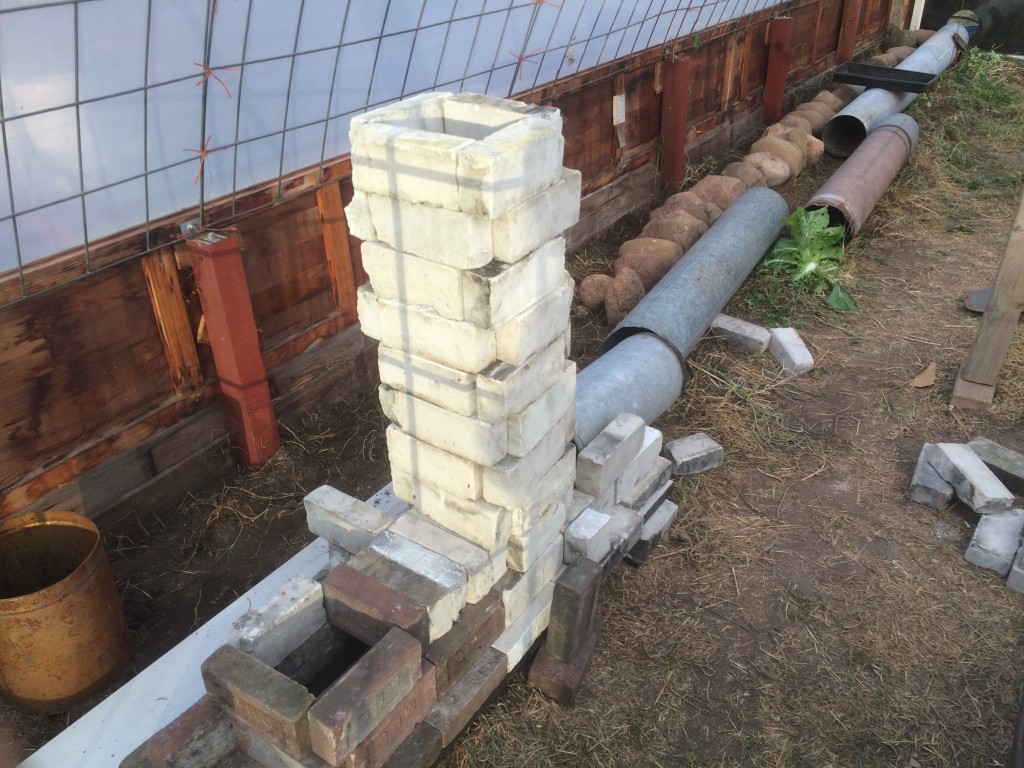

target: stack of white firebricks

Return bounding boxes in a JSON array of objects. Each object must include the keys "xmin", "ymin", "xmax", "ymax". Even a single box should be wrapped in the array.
[{"xmin": 139, "ymin": 94, "xmax": 681, "ymax": 768}]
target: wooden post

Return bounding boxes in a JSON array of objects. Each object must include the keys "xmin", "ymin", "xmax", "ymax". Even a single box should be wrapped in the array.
[
  {"xmin": 316, "ymin": 181, "xmax": 359, "ymax": 324},
  {"xmin": 951, "ymin": 191, "xmax": 1024, "ymax": 409},
  {"xmin": 764, "ymin": 17, "xmax": 793, "ymax": 126},
  {"xmin": 188, "ymin": 231, "xmax": 282, "ymax": 467},
  {"xmin": 141, "ymin": 247, "xmax": 203, "ymax": 397},
  {"xmin": 660, "ymin": 57, "xmax": 691, "ymax": 187},
  {"xmin": 837, "ymin": 0, "xmax": 864, "ymax": 63}
]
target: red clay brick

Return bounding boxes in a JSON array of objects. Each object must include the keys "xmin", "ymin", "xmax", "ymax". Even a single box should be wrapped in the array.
[
  {"xmin": 546, "ymin": 559, "xmax": 601, "ymax": 663},
  {"xmin": 424, "ymin": 646, "xmax": 507, "ymax": 747},
  {"xmin": 322, "ymin": 564, "xmax": 430, "ymax": 650},
  {"xmin": 425, "ymin": 593, "xmax": 504, "ymax": 694},
  {"xmin": 143, "ymin": 695, "xmax": 236, "ymax": 768},
  {"xmin": 528, "ymin": 618, "xmax": 602, "ymax": 706},
  {"xmin": 380, "ymin": 723, "xmax": 442, "ymax": 768},
  {"xmin": 201, "ymin": 644, "xmax": 314, "ymax": 759},
  {"xmin": 308, "ymin": 627, "xmax": 422, "ymax": 766},
  {"xmin": 345, "ymin": 661, "xmax": 437, "ymax": 768},
  {"xmin": 233, "ymin": 717, "xmax": 329, "ymax": 768}
]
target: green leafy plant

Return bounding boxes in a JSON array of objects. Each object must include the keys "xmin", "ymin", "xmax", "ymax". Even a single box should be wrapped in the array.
[{"xmin": 763, "ymin": 207, "xmax": 856, "ymax": 311}]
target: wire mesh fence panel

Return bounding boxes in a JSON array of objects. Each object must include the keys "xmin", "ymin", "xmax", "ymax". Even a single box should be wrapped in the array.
[{"xmin": 0, "ymin": 0, "xmax": 792, "ymax": 304}]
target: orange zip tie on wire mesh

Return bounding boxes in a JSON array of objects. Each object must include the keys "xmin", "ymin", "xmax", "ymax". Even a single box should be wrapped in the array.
[
  {"xmin": 194, "ymin": 62, "xmax": 238, "ymax": 98},
  {"xmin": 183, "ymin": 136, "xmax": 227, "ymax": 184}
]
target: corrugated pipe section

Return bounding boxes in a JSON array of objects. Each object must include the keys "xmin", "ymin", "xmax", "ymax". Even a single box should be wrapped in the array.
[
  {"xmin": 575, "ymin": 187, "xmax": 789, "ymax": 445},
  {"xmin": 808, "ymin": 114, "xmax": 920, "ymax": 236},
  {"xmin": 822, "ymin": 20, "xmax": 972, "ymax": 157}
]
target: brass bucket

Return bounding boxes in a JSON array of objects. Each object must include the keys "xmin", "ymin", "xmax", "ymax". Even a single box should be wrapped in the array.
[{"xmin": 0, "ymin": 511, "xmax": 132, "ymax": 713}]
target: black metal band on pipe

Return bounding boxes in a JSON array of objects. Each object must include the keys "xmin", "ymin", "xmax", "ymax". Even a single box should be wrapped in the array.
[
  {"xmin": 600, "ymin": 187, "xmax": 790, "ymax": 359},
  {"xmin": 807, "ymin": 114, "xmax": 919, "ymax": 237}
]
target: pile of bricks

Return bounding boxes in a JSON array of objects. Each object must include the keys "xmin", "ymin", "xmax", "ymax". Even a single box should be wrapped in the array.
[
  {"xmin": 122, "ymin": 93, "xmax": 731, "ymax": 768},
  {"xmin": 909, "ymin": 438, "xmax": 1024, "ymax": 591}
]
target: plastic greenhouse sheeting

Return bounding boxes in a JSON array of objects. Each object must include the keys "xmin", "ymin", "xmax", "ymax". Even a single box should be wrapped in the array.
[{"xmin": 0, "ymin": 0, "xmax": 781, "ymax": 274}]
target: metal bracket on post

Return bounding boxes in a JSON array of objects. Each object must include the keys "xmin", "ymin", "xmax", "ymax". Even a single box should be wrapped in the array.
[{"xmin": 179, "ymin": 217, "xmax": 201, "ymax": 238}]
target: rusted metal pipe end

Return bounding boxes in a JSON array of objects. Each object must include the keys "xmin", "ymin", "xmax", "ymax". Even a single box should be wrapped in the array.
[
  {"xmin": 809, "ymin": 116, "xmax": 919, "ymax": 237},
  {"xmin": 823, "ymin": 114, "xmax": 867, "ymax": 158}
]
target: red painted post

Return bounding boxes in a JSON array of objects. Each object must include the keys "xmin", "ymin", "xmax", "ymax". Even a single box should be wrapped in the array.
[
  {"xmin": 660, "ymin": 57, "xmax": 691, "ymax": 187},
  {"xmin": 188, "ymin": 231, "xmax": 282, "ymax": 467},
  {"xmin": 763, "ymin": 17, "xmax": 794, "ymax": 126},
  {"xmin": 837, "ymin": 0, "xmax": 864, "ymax": 63}
]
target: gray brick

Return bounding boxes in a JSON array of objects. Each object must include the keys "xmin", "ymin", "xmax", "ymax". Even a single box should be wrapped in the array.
[
  {"xmin": 576, "ymin": 413, "xmax": 645, "ymax": 497},
  {"xmin": 907, "ymin": 446, "xmax": 955, "ymax": 509},
  {"xmin": 966, "ymin": 509, "xmax": 1024, "ymax": 576},
  {"xmin": 923, "ymin": 443, "xmax": 1015, "ymax": 514},
  {"xmin": 664, "ymin": 433, "xmax": 723, "ymax": 476}
]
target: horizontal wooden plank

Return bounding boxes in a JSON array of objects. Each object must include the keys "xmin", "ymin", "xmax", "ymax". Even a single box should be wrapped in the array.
[
  {"xmin": 268, "ymin": 324, "xmax": 377, "ymax": 420},
  {"xmin": 0, "ymin": 391, "xmax": 217, "ymax": 518},
  {"xmin": 567, "ymin": 162, "xmax": 659, "ymax": 253},
  {"xmin": 0, "ymin": 264, "xmax": 176, "ymax": 492}
]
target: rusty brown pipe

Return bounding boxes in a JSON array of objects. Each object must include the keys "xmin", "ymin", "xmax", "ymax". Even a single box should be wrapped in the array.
[{"xmin": 807, "ymin": 114, "xmax": 919, "ymax": 238}]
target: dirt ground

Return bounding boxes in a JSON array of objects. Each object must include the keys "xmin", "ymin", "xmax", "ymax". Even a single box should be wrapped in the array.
[{"xmin": 4, "ymin": 50, "xmax": 1024, "ymax": 768}]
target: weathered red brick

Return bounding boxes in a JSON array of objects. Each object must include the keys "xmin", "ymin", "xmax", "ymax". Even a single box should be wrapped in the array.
[
  {"xmin": 528, "ymin": 618, "xmax": 602, "ymax": 706},
  {"xmin": 308, "ymin": 627, "xmax": 422, "ymax": 766},
  {"xmin": 119, "ymin": 695, "xmax": 236, "ymax": 768},
  {"xmin": 345, "ymin": 661, "xmax": 437, "ymax": 768},
  {"xmin": 425, "ymin": 593, "xmax": 504, "ymax": 694},
  {"xmin": 201, "ymin": 644, "xmax": 314, "ymax": 759},
  {"xmin": 233, "ymin": 717, "xmax": 329, "ymax": 768},
  {"xmin": 380, "ymin": 723, "xmax": 442, "ymax": 768},
  {"xmin": 322, "ymin": 564, "xmax": 430, "ymax": 650},
  {"xmin": 424, "ymin": 646, "xmax": 507, "ymax": 747},
  {"xmin": 546, "ymin": 559, "xmax": 601, "ymax": 663}
]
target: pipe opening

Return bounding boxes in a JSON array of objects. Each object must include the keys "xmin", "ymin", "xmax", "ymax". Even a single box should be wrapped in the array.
[
  {"xmin": 806, "ymin": 204, "xmax": 854, "ymax": 240},
  {"xmin": 823, "ymin": 114, "xmax": 868, "ymax": 158}
]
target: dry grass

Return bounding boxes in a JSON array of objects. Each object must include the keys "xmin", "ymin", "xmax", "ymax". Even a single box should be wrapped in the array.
[{"xmin": 441, "ymin": 50, "xmax": 1024, "ymax": 767}]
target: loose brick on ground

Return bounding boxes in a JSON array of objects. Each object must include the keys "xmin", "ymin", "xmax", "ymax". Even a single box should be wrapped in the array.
[
  {"xmin": 907, "ymin": 446, "xmax": 955, "ymax": 509},
  {"xmin": 923, "ymin": 443, "xmax": 1015, "ymax": 514},
  {"xmin": 966, "ymin": 509, "xmax": 1024, "ymax": 576},
  {"xmin": 663, "ymin": 433, "xmax": 723, "ymax": 476},
  {"xmin": 969, "ymin": 437, "xmax": 1024, "ymax": 496},
  {"xmin": 710, "ymin": 314, "xmax": 771, "ymax": 353},
  {"xmin": 768, "ymin": 327, "xmax": 814, "ymax": 375}
]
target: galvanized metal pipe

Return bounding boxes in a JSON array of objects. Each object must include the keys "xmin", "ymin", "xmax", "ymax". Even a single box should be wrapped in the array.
[
  {"xmin": 574, "ymin": 333, "xmax": 685, "ymax": 447},
  {"xmin": 602, "ymin": 187, "xmax": 790, "ymax": 357},
  {"xmin": 822, "ymin": 21, "xmax": 971, "ymax": 157},
  {"xmin": 575, "ymin": 187, "xmax": 789, "ymax": 445},
  {"xmin": 807, "ymin": 114, "xmax": 919, "ymax": 236}
]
